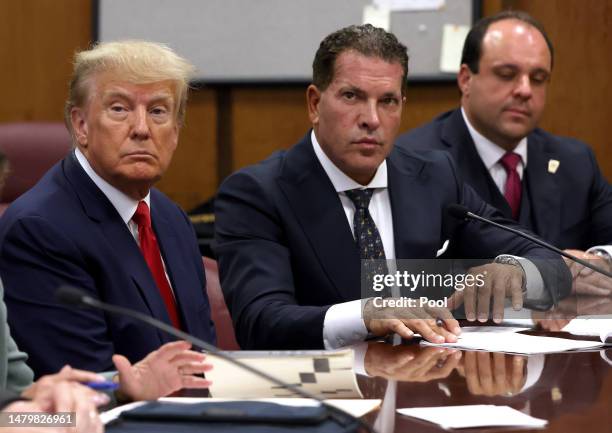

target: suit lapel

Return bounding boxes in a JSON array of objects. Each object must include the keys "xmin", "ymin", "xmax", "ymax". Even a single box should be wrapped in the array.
[
  {"xmin": 277, "ymin": 134, "xmax": 361, "ymax": 301},
  {"xmin": 525, "ymin": 135, "xmax": 561, "ymax": 244},
  {"xmin": 62, "ymin": 153, "xmax": 175, "ymax": 333},
  {"xmin": 441, "ymin": 110, "xmax": 513, "ymax": 218},
  {"xmin": 151, "ymin": 202, "xmax": 203, "ymax": 334}
]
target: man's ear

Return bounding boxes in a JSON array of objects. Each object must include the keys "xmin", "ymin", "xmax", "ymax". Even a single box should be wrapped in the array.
[
  {"xmin": 70, "ymin": 107, "xmax": 89, "ymax": 148},
  {"xmin": 457, "ymin": 64, "xmax": 473, "ymax": 97},
  {"xmin": 306, "ymin": 84, "xmax": 322, "ymax": 125}
]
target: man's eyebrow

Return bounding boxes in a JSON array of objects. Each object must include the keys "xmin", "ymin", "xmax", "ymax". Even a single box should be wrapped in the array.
[{"xmin": 101, "ymin": 90, "xmax": 174, "ymax": 103}]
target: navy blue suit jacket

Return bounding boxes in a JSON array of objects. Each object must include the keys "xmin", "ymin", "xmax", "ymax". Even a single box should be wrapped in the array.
[
  {"xmin": 0, "ymin": 152, "xmax": 215, "ymax": 377},
  {"xmin": 396, "ymin": 109, "xmax": 612, "ymax": 249},
  {"xmin": 214, "ymin": 133, "xmax": 570, "ymax": 350}
]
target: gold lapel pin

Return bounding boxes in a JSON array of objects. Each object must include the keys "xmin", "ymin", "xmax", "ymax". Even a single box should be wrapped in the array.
[{"xmin": 548, "ymin": 159, "xmax": 560, "ymax": 174}]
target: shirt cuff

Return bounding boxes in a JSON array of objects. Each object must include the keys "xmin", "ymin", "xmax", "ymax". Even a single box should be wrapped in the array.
[
  {"xmin": 587, "ymin": 245, "xmax": 612, "ymax": 260},
  {"xmin": 323, "ymin": 300, "xmax": 368, "ymax": 350},
  {"xmin": 351, "ymin": 343, "xmax": 370, "ymax": 376},
  {"xmin": 495, "ymin": 254, "xmax": 548, "ymax": 304}
]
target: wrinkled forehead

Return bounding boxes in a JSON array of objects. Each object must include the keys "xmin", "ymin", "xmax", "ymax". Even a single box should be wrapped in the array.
[{"xmin": 84, "ymin": 71, "xmax": 179, "ymax": 107}]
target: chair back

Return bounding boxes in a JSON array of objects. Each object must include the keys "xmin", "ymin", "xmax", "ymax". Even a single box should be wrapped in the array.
[
  {"xmin": 0, "ymin": 122, "xmax": 72, "ymax": 212},
  {"xmin": 203, "ymin": 257, "xmax": 240, "ymax": 350}
]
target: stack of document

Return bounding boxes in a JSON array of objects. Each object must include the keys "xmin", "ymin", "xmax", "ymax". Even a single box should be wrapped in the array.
[
  {"xmin": 563, "ymin": 318, "xmax": 612, "ymax": 343},
  {"xmin": 397, "ymin": 405, "xmax": 547, "ymax": 429},
  {"xmin": 421, "ymin": 326, "xmax": 606, "ymax": 354},
  {"xmin": 205, "ymin": 349, "xmax": 362, "ymax": 399}
]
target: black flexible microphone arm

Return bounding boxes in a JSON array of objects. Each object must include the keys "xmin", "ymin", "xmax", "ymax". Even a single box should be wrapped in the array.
[
  {"xmin": 446, "ymin": 204, "xmax": 612, "ymax": 279},
  {"xmin": 56, "ymin": 286, "xmax": 375, "ymax": 433}
]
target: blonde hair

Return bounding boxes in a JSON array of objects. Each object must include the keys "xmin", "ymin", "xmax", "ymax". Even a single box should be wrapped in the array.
[{"xmin": 64, "ymin": 40, "xmax": 195, "ymax": 135}]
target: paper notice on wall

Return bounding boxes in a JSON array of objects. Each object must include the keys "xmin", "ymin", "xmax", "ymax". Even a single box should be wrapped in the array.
[
  {"xmin": 373, "ymin": 0, "xmax": 445, "ymax": 12},
  {"xmin": 440, "ymin": 23, "xmax": 469, "ymax": 72},
  {"xmin": 363, "ymin": 5, "xmax": 391, "ymax": 30}
]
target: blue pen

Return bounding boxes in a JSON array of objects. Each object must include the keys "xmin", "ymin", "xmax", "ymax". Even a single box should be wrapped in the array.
[{"xmin": 83, "ymin": 381, "xmax": 119, "ymax": 391}]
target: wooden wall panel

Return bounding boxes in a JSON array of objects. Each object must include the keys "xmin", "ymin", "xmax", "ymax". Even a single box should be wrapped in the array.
[
  {"xmin": 231, "ymin": 87, "xmax": 311, "ymax": 171},
  {"xmin": 0, "ymin": 0, "xmax": 91, "ymax": 122},
  {"xmin": 502, "ymin": 0, "xmax": 612, "ymax": 178},
  {"xmin": 156, "ymin": 89, "xmax": 218, "ymax": 210},
  {"xmin": 3, "ymin": 0, "xmax": 611, "ymax": 209}
]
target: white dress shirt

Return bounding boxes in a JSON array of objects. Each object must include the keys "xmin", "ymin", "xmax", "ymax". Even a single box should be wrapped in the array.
[
  {"xmin": 311, "ymin": 131, "xmax": 395, "ymax": 349},
  {"xmin": 74, "ymin": 148, "xmax": 174, "ymax": 289},
  {"xmin": 461, "ymin": 107, "xmax": 528, "ymax": 195},
  {"xmin": 462, "ymin": 108, "xmax": 611, "ymax": 254}
]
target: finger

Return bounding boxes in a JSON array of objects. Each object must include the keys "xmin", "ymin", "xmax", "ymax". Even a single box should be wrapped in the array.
[
  {"xmin": 463, "ymin": 279, "xmax": 477, "ymax": 321},
  {"xmin": 463, "ymin": 352, "xmax": 481, "ymax": 394},
  {"xmin": 51, "ymin": 381, "xmax": 74, "ymax": 413},
  {"xmin": 477, "ymin": 277, "xmax": 493, "ymax": 322},
  {"xmin": 432, "ymin": 350, "xmax": 462, "ymax": 379},
  {"xmin": 112, "ymin": 354, "xmax": 133, "ymax": 378},
  {"xmin": 153, "ymin": 341, "xmax": 194, "ymax": 362},
  {"xmin": 476, "ymin": 352, "xmax": 494, "ymax": 396},
  {"xmin": 181, "ymin": 376, "xmax": 213, "ymax": 389},
  {"xmin": 167, "ymin": 351, "xmax": 208, "ymax": 365},
  {"xmin": 409, "ymin": 347, "xmax": 446, "ymax": 372},
  {"xmin": 408, "ymin": 319, "xmax": 445, "ymax": 344},
  {"xmin": 510, "ymin": 279, "xmax": 524, "ymax": 311},
  {"xmin": 491, "ymin": 293, "xmax": 505, "ymax": 324},
  {"xmin": 174, "ymin": 361, "xmax": 214, "ymax": 376},
  {"xmin": 448, "ymin": 291, "xmax": 464, "ymax": 312},
  {"xmin": 378, "ymin": 319, "xmax": 414, "ymax": 340},
  {"xmin": 492, "ymin": 352, "xmax": 507, "ymax": 396},
  {"xmin": 429, "ymin": 307, "xmax": 461, "ymax": 336},
  {"xmin": 412, "ymin": 349, "xmax": 449, "ymax": 379},
  {"xmin": 510, "ymin": 356, "xmax": 526, "ymax": 392}
]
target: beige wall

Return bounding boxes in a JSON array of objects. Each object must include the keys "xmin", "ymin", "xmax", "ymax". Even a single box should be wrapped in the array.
[{"xmin": 1, "ymin": 0, "xmax": 610, "ymax": 210}]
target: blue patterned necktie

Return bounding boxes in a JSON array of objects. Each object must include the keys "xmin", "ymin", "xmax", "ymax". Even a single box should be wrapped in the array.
[{"xmin": 345, "ymin": 189, "xmax": 388, "ymax": 295}]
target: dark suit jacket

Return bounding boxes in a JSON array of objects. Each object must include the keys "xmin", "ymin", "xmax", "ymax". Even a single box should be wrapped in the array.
[
  {"xmin": 214, "ymin": 132, "xmax": 571, "ymax": 350},
  {"xmin": 396, "ymin": 109, "xmax": 612, "ymax": 249},
  {"xmin": 0, "ymin": 152, "xmax": 215, "ymax": 377}
]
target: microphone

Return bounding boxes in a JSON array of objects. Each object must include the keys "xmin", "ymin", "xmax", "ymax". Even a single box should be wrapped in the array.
[
  {"xmin": 55, "ymin": 286, "xmax": 374, "ymax": 433},
  {"xmin": 446, "ymin": 204, "xmax": 612, "ymax": 279}
]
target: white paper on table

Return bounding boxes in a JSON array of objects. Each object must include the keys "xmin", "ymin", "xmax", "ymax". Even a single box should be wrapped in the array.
[
  {"xmin": 205, "ymin": 349, "xmax": 362, "ymax": 399},
  {"xmin": 363, "ymin": 5, "xmax": 391, "ymax": 30},
  {"xmin": 374, "ymin": 0, "xmax": 445, "ymax": 12},
  {"xmin": 101, "ymin": 398, "xmax": 381, "ymax": 425},
  {"xmin": 440, "ymin": 23, "xmax": 469, "ymax": 72},
  {"xmin": 421, "ymin": 327, "xmax": 605, "ymax": 354},
  {"xmin": 563, "ymin": 317, "xmax": 612, "ymax": 343},
  {"xmin": 397, "ymin": 404, "xmax": 548, "ymax": 429}
]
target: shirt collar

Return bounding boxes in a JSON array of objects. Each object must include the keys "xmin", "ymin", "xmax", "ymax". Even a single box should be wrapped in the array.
[
  {"xmin": 310, "ymin": 130, "xmax": 387, "ymax": 192},
  {"xmin": 74, "ymin": 148, "xmax": 150, "ymax": 224},
  {"xmin": 461, "ymin": 107, "xmax": 528, "ymax": 170}
]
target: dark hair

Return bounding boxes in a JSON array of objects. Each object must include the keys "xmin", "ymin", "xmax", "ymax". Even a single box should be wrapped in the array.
[
  {"xmin": 461, "ymin": 10, "xmax": 554, "ymax": 73},
  {"xmin": 312, "ymin": 24, "xmax": 409, "ymax": 94}
]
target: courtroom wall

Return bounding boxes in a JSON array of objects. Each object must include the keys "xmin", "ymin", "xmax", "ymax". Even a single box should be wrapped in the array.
[{"xmin": 1, "ymin": 0, "xmax": 610, "ymax": 210}]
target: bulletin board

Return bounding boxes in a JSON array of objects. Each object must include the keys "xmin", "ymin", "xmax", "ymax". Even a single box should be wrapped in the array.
[{"xmin": 95, "ymin": 0, "xmax": 479, "ymax": 84}]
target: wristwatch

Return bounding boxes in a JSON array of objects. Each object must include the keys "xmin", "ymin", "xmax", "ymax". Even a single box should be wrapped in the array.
[{"xmin": 493, "ymin": 255, "xmax": 527, "ymax": 293}]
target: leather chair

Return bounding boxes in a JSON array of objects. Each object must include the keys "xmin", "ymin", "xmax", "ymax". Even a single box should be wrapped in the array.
[
  {"xmin": 0, "ymin": 122, "xmax": 72, "ymax": 214},
  {"xmin": 203, "ymin": 257, "xmax": 240, "ymax": 350}
]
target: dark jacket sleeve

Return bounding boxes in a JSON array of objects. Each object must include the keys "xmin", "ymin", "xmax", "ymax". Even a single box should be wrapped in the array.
[{"xmin": 214, "ymin": 169, "xmax": 329, "ymax": 350}]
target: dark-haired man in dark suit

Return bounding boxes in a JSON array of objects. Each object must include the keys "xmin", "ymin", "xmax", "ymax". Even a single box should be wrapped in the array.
[
  {"xmin": 215, "ymin": 24, "xmax": 571, "ymax": 351},
  {"xmin": 396, "ymin": 11, "xmax": 612, "ymax": 297}
]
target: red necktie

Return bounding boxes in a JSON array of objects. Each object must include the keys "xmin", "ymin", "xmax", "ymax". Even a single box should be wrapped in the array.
[
  {"xmin": 132, "ymin": 201, "xmax": 182, "ymax": 329},
  {"xmin": 500, "ymin": 152, "xmax": 522, "ymax": 219}
]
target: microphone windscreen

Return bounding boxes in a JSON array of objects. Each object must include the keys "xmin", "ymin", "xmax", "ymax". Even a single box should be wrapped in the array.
[
  {"xmin": 446, "ymin": 204, "xmax": 469, "ymax": 220},
  {"xmin": 55, "ymin": 286, "xmax": 87, "ymax": 306}
]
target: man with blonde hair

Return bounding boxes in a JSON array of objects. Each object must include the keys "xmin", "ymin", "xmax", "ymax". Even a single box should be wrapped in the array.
[{"xmin": 0, "ymin": 40, "xmax": 216, "ymax": 376}]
